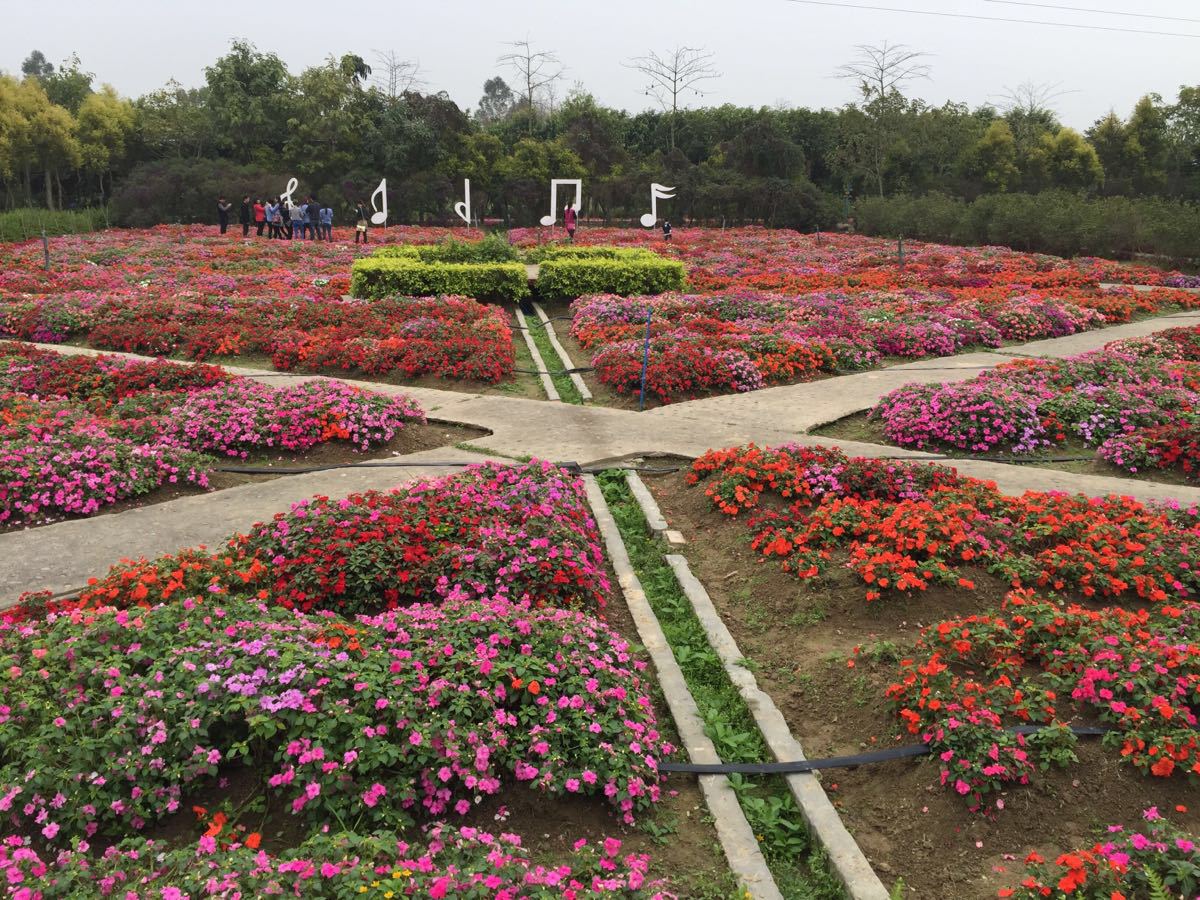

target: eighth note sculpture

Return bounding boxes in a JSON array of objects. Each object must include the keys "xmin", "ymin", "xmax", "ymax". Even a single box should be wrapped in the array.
[
  {"xmin": 640, "ymin": 183, "xmax": 676, "ymax": 228},
  {"xmin": 370, "ymin": 178, "xmax": 388, "ymax": 226},
  {"xmin": 454, "ymin": 179, "xmax": 472, "ymax": 226},
  {"xmin": 540, "ymin": 179, "xmax": 583, "ymax": 227},
  {"xmin": 281, "ymin": 177, "xmax": 299, "ymax": 206}
]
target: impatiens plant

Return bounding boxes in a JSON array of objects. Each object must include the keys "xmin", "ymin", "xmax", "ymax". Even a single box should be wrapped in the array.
[
  {"xmin": 886, "ymin": 591, "xmax": 1200, "ymax": 809},
  {"xmin": 1000, "ymin": 809, "xmax": 1200, "ymax": 899},
  {"xmin": 688, "ymin": 443, "xmax": 1200, "ymax": 604},
  {"xmin": 0, "ymin": 343, "xmax": 425, "ymax": 524},
  {"xmin": 870, "ymin": 326, "xmax": 1200, "ymax": 475},
  {"xmin": 0, "ymin": 593, "xmax": 669, "ymax": 845},
  {"xmin": 60, "ymin": 461, "xmax": 610, "ymax": 617},
  {"xmin": 0, "ymin": 825, "xmax": 672, "ymax": 898}
]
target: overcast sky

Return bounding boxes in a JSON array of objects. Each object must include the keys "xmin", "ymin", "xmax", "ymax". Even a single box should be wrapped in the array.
[{"xmin": 3, "ymin": 0, "xmax": 1199, "ymax": 128}]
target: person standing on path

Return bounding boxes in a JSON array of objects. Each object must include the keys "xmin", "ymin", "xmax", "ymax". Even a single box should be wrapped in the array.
[
  {"xmin": 662, "ymin": 219, "xmax": 672, "ymax": 242},
  {"xmin": 253, "ymin": 198, "xmax": 266, "ymax": 236},
  {"xmin": 320, "ymin": 203, "xmax": 333, "ymax": 241},
  {"xmin": 564, "ymin": 203, "xmax": 577, "ymax": 241},
  {"xmin": 217, "ymin": 197, "xmax": 231, "ymax": 234},
  {"xmin": 238, "ymin": 196, "xmax": 251, "ymax": 237},
  {"xmin": 354, "ymin": 201, "xmax": 370, "ymax": 244}
]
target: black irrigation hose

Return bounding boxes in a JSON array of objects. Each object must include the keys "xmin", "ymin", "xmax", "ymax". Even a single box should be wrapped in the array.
[{"xmin": 660, "ymin": 725, "xmax": 1112, "ymax": 775}]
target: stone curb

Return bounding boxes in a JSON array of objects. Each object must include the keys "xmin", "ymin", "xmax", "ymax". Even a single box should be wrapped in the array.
[
  {"xmin": 532, "ymin": 302, "xmax": 593, "ymax": 401},
  {"xmin": 513, "ymin": 306, "xmax": 560, "ymax": 402},
  {"xmin": 622, "ymin": 474, "xmax": 889, "ymax": 899},
  {"xmin": 624, "ymin": 471, "xmax": 668, "ymax": 532},
  {"xmin": 582, "ymin": 476, "xmax": 784, "ymax": 900}
]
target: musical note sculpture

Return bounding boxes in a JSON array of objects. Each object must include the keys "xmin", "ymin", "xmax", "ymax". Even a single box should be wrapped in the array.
[
  {"xmin": 281, "ymin": 177, "xmax": 298, "ymax": 206},
  {"xmin": 369, "ymin": 179, "xmax": 388, "ymax": 225},
  {"xmin": 454, "ymin": 179, "xmax": 472, "ymax": 226},
  {"xmin": 539, "ymin": 179, "xmax": 583, "ymax": 227},
  {"xmin": 640, "ymin": 183, "xmax": 676, "ymax": 228}
]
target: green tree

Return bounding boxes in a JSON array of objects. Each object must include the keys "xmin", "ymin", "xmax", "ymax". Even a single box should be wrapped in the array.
[
  {"xmin": 203, "ymin": 40, "xmax": 292, "ymax": 163},
  {"xmin": 77, "ymin": 85, "xmax": 136, "ymax": 200},
  {"xmin": 1028, "ymin": 127, "xmax": 1104, "ymax": 192},
  {"xmin": 134, "ymin": 81, "xmax": 215, "ymax": 159},
  {"xmin": 15, "ymin": 78, "xmax": 81, "ymax": 208},
  {"xmin": 20, "ymin": 50, "xmax": 54, "ymax": 80},
  {"xmin": 43, "ymin": 54, "xmax": 94, "ymax": 113},
  {"xmin": 476, "ymin": 76, "xmax": 515, "ymax": 125},
  {"xmin": 1125, "ymin": 94, "xmax": 1169, "ymax": 194},
  {"xmin": 970, "ymin": 120, "xmax": 1020, "ymax": 192}
]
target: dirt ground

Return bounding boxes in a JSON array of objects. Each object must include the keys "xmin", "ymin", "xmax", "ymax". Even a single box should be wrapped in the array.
[{"xmin": 648, "ymin": 470, "xmax": 1200, "ymax": 899}]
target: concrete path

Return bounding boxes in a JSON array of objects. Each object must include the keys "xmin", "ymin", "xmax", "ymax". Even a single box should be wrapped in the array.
[{"xmin": 7, "ymin": 313, "xmax": 1200, "ymax": 602}]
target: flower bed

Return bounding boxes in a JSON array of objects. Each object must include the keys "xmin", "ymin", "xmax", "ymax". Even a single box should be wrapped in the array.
[
  {"xmin": 1, "ymin": 825, "xmax": 667, "ymax": 898},
  {"xmin": 687, "ymin": 443, "xmax": 1200, "ymax": 605},
  {"xmin": 572, "ymin": 290, "xmax": 1114, "ymax": 403},
  {"xmin": 0, "ymin": 343, "xmax": 424, "ymax": 524},
  {"xmin": 870, "ymin": 325, "xmax": 1200, "ymax": 480},
  {"xmin": 651, "ymin": 443, "xmax": 1200, "ymax": 895},
  {"xmin": 887, "ymin": 590, "xmax": 1199, "ymax": 811},
  {"xmin": 0, "ymin": 460, "xmax": 687, "ymax": 898}
]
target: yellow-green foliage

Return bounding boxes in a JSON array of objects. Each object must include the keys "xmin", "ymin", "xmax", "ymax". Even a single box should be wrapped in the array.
[
  {"xmin": 535, "ymin": 248, "xmax": 685, "ymax": 300},
  {"xmin": 350, "ymin": 256, "xmax": 529, "ymax": 301}
]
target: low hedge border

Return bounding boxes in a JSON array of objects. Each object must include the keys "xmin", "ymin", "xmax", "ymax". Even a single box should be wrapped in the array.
[
  {"xmin": 536, "ymin": 248, "xmax": 686, "ymax": 300},
  {"xmin": 350, "ymin": 256, "xmax": 530, "ymax": 302}
]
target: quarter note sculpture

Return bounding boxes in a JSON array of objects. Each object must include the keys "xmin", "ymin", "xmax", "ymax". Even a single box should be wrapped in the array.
[
  {"xmin": 640, "ymin": 183, "xmax": 676, "ymax": 228},
  {"xmin": 281, "ymin": 177, "xmax": 298, "ymax": 205},
  {"xmin": 539, "ymin": 179, "xmax": 583, "ymax": 227},
  {"xmin": 454, "ymin": 179, "xmax": 472, "ymax": 226},
  {"xmin": 370, "ymin": 178, "xmax": 388, "ymax": 226}
]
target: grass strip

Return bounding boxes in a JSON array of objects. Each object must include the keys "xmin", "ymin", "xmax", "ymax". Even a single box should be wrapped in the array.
[
  {"xmin": 528, "ymin": 318, "xmax": 584, "ymax": 404},
  {"xmin": 597, "ymin": 470, "xmax": 847, "ymax": 900}
]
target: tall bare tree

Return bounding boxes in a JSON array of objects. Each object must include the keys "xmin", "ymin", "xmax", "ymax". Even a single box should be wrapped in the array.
[
  {"xmin": 836, "ymin": 41, "xmax": 930, "ymax": 197},
  {"xmin": 624, "ymin": 46, "xmax": 719, "ymax": 151},
  {"xmin": 498, "ymin": 39, "xmax": 563, "ymax": 134},
  {"xmin": 371, "ymin": 50, "xmax": 424, "ymax": 99}
]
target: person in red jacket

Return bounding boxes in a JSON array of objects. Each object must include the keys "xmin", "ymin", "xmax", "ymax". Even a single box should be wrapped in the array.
[
  {"xmin": 564, "ymin": 203, "xmax": 577, "ymax": 241},
  {"xmin": 253, "ymin": 199, "xmax": 266, "ymax": 237}
]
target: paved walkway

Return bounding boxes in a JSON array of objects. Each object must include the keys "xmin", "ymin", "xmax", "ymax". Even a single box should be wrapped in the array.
[{"xmin": 5, "ymin": 310, "xmax": 1200, "ymax": 603}]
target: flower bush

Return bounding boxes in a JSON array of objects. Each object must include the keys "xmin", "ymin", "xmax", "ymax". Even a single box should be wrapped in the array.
[
  {"xmin": 1000, "ymin": 809, "xmax": 1200, "ymax": 899},
  {"xmin": 0, "ymin": 592, "xmax": 667, "ymax": 844},
  {"xmin": 886, "ymin": 590, "xmax": 1200, "ymax": 810},
  {"xmin": 65, "ymin": 461, "xmax": 610, "ymax": 617},
  {"xmin": 0, "ymin": 825, "xmax": 670, "ymax": 898},
  {"xmin": 687, "ymin": 443, "xmax": 1200, "ymax": 603},
  {"xmin": 0, "ymin": 343, "xmax": 424, "ymax": 524},
  {"xmin": 871, "ymin": 326, "xmax": 1200, "ymax": 469}
]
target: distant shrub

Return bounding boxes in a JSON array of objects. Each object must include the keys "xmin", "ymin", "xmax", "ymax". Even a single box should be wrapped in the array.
[
  {"xmin": 535, "ymin": 248, "xmax": 685, "ymax": 300},
  {"xmin": 350, "ymin": 256, "xmax": 529, "ymax": 301},
  {"xmin": 0, "ymin": 208, "xmax": 107, "ymax": 242}
]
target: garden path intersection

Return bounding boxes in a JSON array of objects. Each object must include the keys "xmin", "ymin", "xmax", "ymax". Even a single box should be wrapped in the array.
[{"xmin": 4, "ymin": 303, "xmax": 1200, "ymax": 603}]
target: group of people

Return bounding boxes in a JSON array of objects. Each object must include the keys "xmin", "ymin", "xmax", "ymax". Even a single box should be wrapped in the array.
[{"xmin": 217, "ymin": 196, "xmax": 336, "ymax": 241}]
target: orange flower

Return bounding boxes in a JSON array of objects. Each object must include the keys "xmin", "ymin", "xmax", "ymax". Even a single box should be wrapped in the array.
[
  {"xmin": 244, "ymin": 832, "xmax": 262, "ymax": 849},
  {"xmin": 528, "ymin": 680, "xmax": 541, "ymax": 695}
]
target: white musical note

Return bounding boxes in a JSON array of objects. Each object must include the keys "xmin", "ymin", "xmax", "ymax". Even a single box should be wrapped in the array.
[
  {"xmin": 281, "ymin": 177, "xmax": 298, "ymax": 205},
  {"xmin": 539, "ymin": 179, "xmax": 583, "ymax": 227},
  {"xmin": 453, "ymin": 179, "xmax": 472, "ymax": 226},
  {"xmin": 370, "ymin": 178, "xmax": 388, "ymax": 226},
  {"xmin": 640, "ymin": 183, "xmax": 676, "ymax": 228}
]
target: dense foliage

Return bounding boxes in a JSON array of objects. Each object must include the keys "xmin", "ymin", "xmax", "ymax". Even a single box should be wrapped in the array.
[{"xmin": 11, "ymin": 40, "xmax": 1200, "ymax": 255}]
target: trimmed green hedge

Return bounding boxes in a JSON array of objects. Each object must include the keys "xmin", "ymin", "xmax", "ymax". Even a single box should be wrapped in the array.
[
  {"xmin": 350, "ymin": 257, "xmax": 530, "ymax": 302},
  {"xmin": 0, "ymin": 208, "xmax": 107, "ymax": 242},
  {"xmin": 535, "ymin": 248, "xmax": 685, "ymax": 300}
]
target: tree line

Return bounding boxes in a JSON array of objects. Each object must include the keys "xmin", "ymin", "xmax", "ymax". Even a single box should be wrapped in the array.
[{"xmin": 3, "ymin": 40, "xmax": 1200, "ymax": 243}]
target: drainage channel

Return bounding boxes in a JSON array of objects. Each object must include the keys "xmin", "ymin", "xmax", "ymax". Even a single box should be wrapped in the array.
[
  {"xmin": 584, "ymin": 475, "xmax": 785, "ymax": 900},
  {"xmin": 588, "ymin": 473, "xmax": 860, "ymax": 900},
  {"xmin": 618, "ymin": 471, "xmax": 890, "ymax": 898}
]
